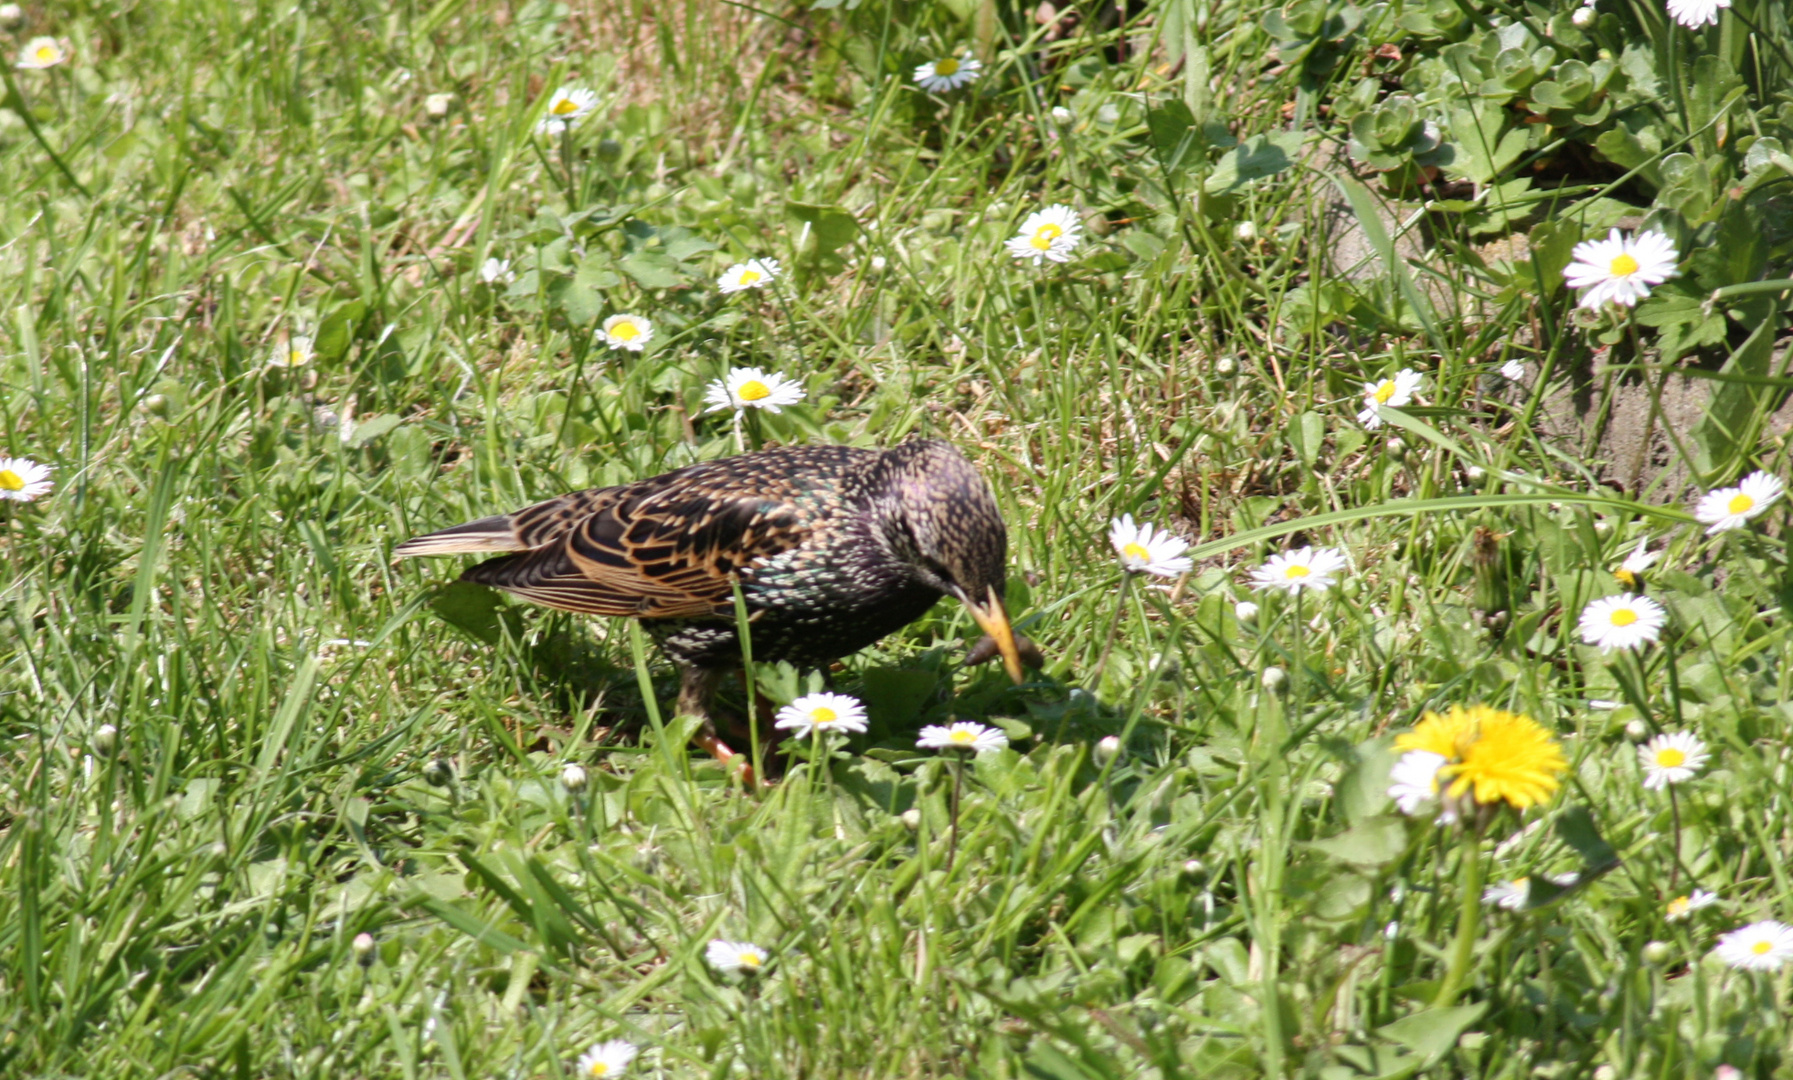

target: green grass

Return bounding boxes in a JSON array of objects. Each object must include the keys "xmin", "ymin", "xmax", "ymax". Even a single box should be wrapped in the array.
[{"xmin": 4, "ymin": 0, "xmax": 1793, "ymax": 1076}]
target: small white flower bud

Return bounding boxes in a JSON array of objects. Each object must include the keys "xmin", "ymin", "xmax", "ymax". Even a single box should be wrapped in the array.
[
  {"xmin": 1624, "ymin": 718, "xmax": 1650, "ymax": 743},
  {"xmin": 1570, "ymin": 5, "xmax": 1595, "ymax": 27},
  {"xmin": 900, "ymin": 808, "xmax": 922, "ymax": 830},
  {"xmin": 1050, "ymin": 106, "xmax": 1073, "ymax": 123},
  {"xmin": 1214, "ymin": 356, "xmax": 1238, "ymax": 377},
  {"xmin": 560, "ymin": 763, "xmax": 588, "ymax": 792},
  {"xmin": 1591, "ymin": 1066, "xmax": 1616, "ymax": 1080},
  {"xmin": 0, "ymin": 5, "xmax": 23, "ymax": 28},
  {"xmin": 93, "ymin": 724, "xmax": 118, "ymax": 756},
  {"xmin": 353, "ymin": 932, "xmax": 377, "ymax": 966},
  {"xmin": 424, "ymin": 92, "xmax": 454, "ymax": 116},
  {"xmin": 1095, "ymin": 735, "xmax": 1122, "ymax": 764},
  {"xmin": 1182, "ymin": 859, "xmax": 1205, "ymax": 879},
  {"xmin": 422, "ymin": 757, "xmax": 454, "ymax": 787},
  {"xmin": 1233, "ymin": 221, "xmax": 1258, "ymax": 242},
  {"xmin": 1465, "ymin": 465, "xmax": 1486, "ymax": 481},
  {"xmin": 142, "ymin": 394, "xmax": 169, "ymax": 416},
  {"xmin": 1234, "ymin": 600, "xmax": 1259, "ymax": 624},
  {"xmin": 1641, "ymin": 940, "xmax": 1673, "ymax": 966},
  {"xmin": 1261, "ymin": 666, "xmax": 1287, "ymax": 692}
]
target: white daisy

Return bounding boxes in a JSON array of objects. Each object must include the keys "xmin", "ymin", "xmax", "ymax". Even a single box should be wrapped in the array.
[
  {"xmin": 16, "ymin": 37, "xmax": 67, "ymax": 69},
  {"xmin": 1638, "ymin": 731, "xmax": 1708, "ymax": 790},
  {"xmin": 1356, "ymin": 368, "xmax": 1423, "ymax": 428},
  {"xmin": 538, "ymin": 85, "xmax": 598, "ymax": 133},
  {"xmin": 1248, "ymin": 546, "xmax": 1349, "ymax": 595},
  {"xmin": 575, "ymin": 1040, "xmax": 638, "ymax": 1078},
  {"xmin": 1666, "ymin": 890, "xmax": 1719, "ymax": 921},
  {"xmin": 1107, "ymin": 514, "xmax": 1192, "ymax": 578},
  {"xmin": 1563, "ymin": 228, "xmax": 1679, "ymax": 309},
  {"xmin": 478, "ymin": 257, "xmax": 512, "ymax": 284},
  {"xmin": 1665, "ymin": 0, "xmax": 1730, "ymax": 29},
  {"xmin": 705, "ymin": 938, "xmax": 768, "ymax": 975},
  {"xmin": 1005, "ymin": 204, "xmax": 1082, "ymax": 265},
  {"xmin": 717, "ymin": 259, "xmax": 780, "ymax": 294},
  {"xmin": 1615, "ymin": 537, "xmax": 1660, "ymax": 588},
  {"xmin": 0, "ymin": 457, "xmax": 54, "ymax": 502},
  {"xmin": 1499, "ymin": 359, "xmax": 1525, "ymax": 381},
  {"xmin": 1484, "ymin": 878, "xmax": 1530, "ymax": 911},
  {"xmin": 269, "ymin": 336, "xmax": 313, "ymax": 368},
  {"xmin": 600, "ymin": 313, "xmax": 653, "ymax": 352},
  {"xmin": 1387, "ymin": 750, "xmax": 1447, "ymax": 816},
  {"xmin": 702, "ymin": 367, "xmax": 805, "ymax": 414},
  {"xmin": 774, "ymin": 692, "xmax": 869, "ymax": 738},
  {"xmin": 1693, "ymin": 470, "xmax": 1785, "ymax": 535},
  {"xmin": 1577, "ymin": 593, "xmax": 1667, "ymax": 652},
  {"xmin": 1713, "ymin": 920, "xmax": 1793, "ymax": 971},
  {"xmin": 916, "ymin": 721, "xmax": 1008, "ymax": 753},
  {"xmin": 913, "ymin": 54, "xmax": 982, "ymax": 93}
]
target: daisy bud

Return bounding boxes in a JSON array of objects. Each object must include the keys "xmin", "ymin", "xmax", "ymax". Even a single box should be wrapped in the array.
[
  {"xmin": 1261, "ymin": 666, "xmax": 1288, "ymax": 692},
  {"xmin": 422, "ymin": 757, "xmax": 454, "ymax": 787},
  {"xmin": 0, "ymin": 4, "xmax": 22, "ymax": 28},
  {"xmin": 1624, "ymin": 718, "xmax": 1650, "ymax": 742},
  {"xmin": 353, "ymin": 932, "xmax": 377, "ymax": 966},
  {"xmin": 1234, "ymin": 600, "xmax": 1259, "ymax": 624},
  {"xmin": 1716, "ymin": 1067, "xmax": 1743, "ymax": 1080},
  {"xmin": 1233, "ymin": 221, "xmax": 1258, "ymax": 242},
  {"xmin": 1465, "ymin": 465, "xmax": 1485, "ymax": 481},
  {"xmin": 93, "ymin": 724, "xmax": 118, "ymax": 756},
  {"xmin": 424, "ymin": 92, "xmax": 454, "ymax": 117},
  {"xmin": 1214, "ymin": 356, "xmax": 1237, "ymax": 377},
  {"xmin": 1641, "ymin": 940, "xmax": 1673, "ymax": 965},
  {"xmin": 1591, "ymin": 1067, "xmax": 1615, "ymax": 1080},
  {"xmin": 1050, "ymin": 106, "xmax": 1073, "ymax": 124},
  {"xmin": 900, "ymin": 808, "xmax": 922, "ymax": 830},
  {"xmin": 561, "ymin": 763, "xmax": 588, "ymax": 792},
  {"xmin": 1569, "ymin": 5, "xmax": 1595, "ymax": 27},
  {"xmin": 142, "ymin": 393, "xmax": 169, "ymax": 416},
  {"xmin": 1181, "ymin": 859, "xmax": 1206, "ymax": 880},
  {"xmin": 1384, "ymin": 438, "xmax": 1406, "ymax": 461},
  {"xmin": 1095, "ymin": 735, "xmax": 1122, "ymax": 764}
]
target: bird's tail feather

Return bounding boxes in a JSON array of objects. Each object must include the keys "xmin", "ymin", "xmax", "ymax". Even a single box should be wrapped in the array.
[{"xmin": 393, "ymin": 515, "xmax": 527, "ymax": 558}]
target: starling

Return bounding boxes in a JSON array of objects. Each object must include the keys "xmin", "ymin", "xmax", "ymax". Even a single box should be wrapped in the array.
[{"xmin": 395, "ymin": 439, "xmax": 1024, "ymax": 768}]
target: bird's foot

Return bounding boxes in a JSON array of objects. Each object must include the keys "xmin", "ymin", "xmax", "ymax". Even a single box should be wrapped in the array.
[{"xmin": 693, "ymin": 730, "xmax": 756, "ymax": 787}]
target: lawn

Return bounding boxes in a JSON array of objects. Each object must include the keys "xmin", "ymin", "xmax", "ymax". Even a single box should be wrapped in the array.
[{"xmin": 4, "ymin": 0, "xmax": 1793, "ymax": 1076}]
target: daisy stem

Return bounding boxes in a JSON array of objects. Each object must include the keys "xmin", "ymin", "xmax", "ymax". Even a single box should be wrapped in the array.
[
  {"xmin": 1668, "ymin": 785, "xmax": 1683, "ymax": 891},
  {"xmin": 1089, "ymin": 572, "xmax": 1134, "ymax": 685},
  {"xmin": 946, "ymin": 753, "xmax": 964, "ymax": 875},
  {"xmin": 1433, "ymin": 823, "xmax": 1486, "ymax": 1008}
]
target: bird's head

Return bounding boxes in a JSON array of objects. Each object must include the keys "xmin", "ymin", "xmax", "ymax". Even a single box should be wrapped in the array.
[{"xmin": 883, "ymin": 440, "xmax": 1025, "ymax": 684}]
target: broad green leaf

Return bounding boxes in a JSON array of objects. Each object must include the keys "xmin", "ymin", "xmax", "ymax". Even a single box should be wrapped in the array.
[{"xmin": 1377, "ymin": 1003, "xmax": 1487, "ymax": 1060}]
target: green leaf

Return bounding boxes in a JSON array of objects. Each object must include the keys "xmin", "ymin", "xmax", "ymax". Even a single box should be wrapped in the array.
[
  {"xmin": 344, "ymin": 413, "xmax": 402, "ymax": 447},
  {"xmin": 1305, "ymin": 815, "xmax": 1408, "ymax": 867},
  {"xmin": 1554, "ymin": 804, "xmax": 1619, "ymax": 874},
  {"xmin": 1204, "ymin": 131, "xmax": 1305, "ymax": 194},
  {"xmin": 1689, "ymin": 306, "xmax": 1783, "ymax": 482},
  {"xmin": 617, "ymin": 250, "xmax": 684, "ymax": 290},
  {"xmin": 786, "ymin": 201, "xmax": 860, "ymax": 254},
  {"xmin": 861, "ymin": 667, "xmax": 939, "ymax": 731},
  {"xmin": 314, "ymin": 299, "xmax": 367, "ymax": 361},
  {"xmin": 1335, "ymin": 737, "xmax": 1397, "ymax": 825},
  {"xmin": 430, "ymin": 581, "xmax": 513, "ymax": 646},
  {"xmin": 1146, "ymin": 100, "xmax": 1204, "ymax": 172},
  {"xmin": 1377, "ymin": 1003, "xmax": 1487, "ymax": 1060}
]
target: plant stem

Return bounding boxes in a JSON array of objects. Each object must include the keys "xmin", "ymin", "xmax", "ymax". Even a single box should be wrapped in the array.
[
  {"xmin": 1090, "ymin": 572, "xmax": 1134, "ymax": 684},
  {"xmin": 1668, "ymin": 785, "xmax": 1683, "ymax": 891},
  {"xmin": 1433, "ymin": 824, "xmax": 1486, "ymax": 1007},
  {"xmin": 946, "ymin": 754, "xmax": 964, "ymax": 874}
]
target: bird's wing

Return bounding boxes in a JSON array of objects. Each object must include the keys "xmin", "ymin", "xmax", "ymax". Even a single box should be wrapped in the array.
[{"xmin": 399, "ymin": 478, "xmax": 815, "ymax": 619}]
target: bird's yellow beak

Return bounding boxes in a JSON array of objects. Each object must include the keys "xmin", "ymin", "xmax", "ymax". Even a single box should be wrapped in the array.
[{"xmin": 963, "ymin": 585, "xmax": 1025, "ymax": 684}]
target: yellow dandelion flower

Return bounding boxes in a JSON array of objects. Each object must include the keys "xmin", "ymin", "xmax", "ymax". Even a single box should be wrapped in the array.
[
  {"xmin": 1394, "ymin": 704, "xmax": 1481, "ymax": 759},
  {"xmin": 1439, "ymin": 708, "xmax": 1566, "ymax": 810}
]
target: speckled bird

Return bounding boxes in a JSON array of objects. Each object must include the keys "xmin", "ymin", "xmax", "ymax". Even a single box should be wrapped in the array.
[{"xmin": 394, "ymin": 440, "xmax": 1023, "ymax": 768}]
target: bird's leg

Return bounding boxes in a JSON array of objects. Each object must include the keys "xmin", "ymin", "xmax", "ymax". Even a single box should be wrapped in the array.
[{"xmin": 681, "ymin": 665, "xmax": 755, "ymax": 785}]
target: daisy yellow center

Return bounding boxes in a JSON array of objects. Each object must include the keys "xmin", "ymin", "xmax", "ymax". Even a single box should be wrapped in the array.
[
  {"xmin": 810, "ymin": 706, "xmax": 838, "ymax": 725},
  {"xmin": 738, "ymin": 380, "xmax": 771, "ymax": 401},
  {"xmin": 1610, "ymin": 608, "xmax": 1638, "ymax": 627},
  {"xmin": 1030, "ymin": 223, "xmax": 1064, "ymax": 250},
  {"xmin": 36, "ymin": 46, "xmax": 57, "ymax": 62},
  {"xmin": 1283, "ymin": 564, "xmax": 1311, "ymax": 579},
  {"xmin": 949, "ymin": 729, "xmax": 976, "ymax": 744},
  {"xmin": 588, "ymin": 1064, "xmax": 610, "ymax": 1078},
  {"xmin": 289, "ymin": 350, "xmax": 306, "ymax": 365},
  {"xmin": 1655, "ymin": 747, "xmax": 1686, "ymax": 768},
  {"xmin": 1374, "ymin": 380, "xmax": 1398, "ymax": 403},
  {"xmin": 552, "ymin": 98, "xmax": 581, "ymax": 115},
  {"xmin": 1608, "ymin": 253, "xmax": 1640, "ymax": 277},
  {"xmin": 739, "ymin": 269, "xmax": 761, "ymax": 285},
  {"xmin": 1728, "ymin": 493, "xmax": 1755, "ymax": 514},
  {"xmin": 1122, "ymin": 541, "xmax": 1150, "ymax": 562},
  {"xmin": 1667, "ymin": 896, "xmax": 1690, "ymax": 915},
  {"xmin": 0, "ymin": 470, "xmax": 22, "ymax": 491},
  {"xmin": 739, "ymin": 951, "xmax": 763, "ymax": 968},
  {"xmin": 1754, "ymin": 940, "xmax": 1773, "ymax": 955},
  {"xmin": 934, "ymin": 58, "xmax": 960, "ymax": 76},
  {"xmin": 610, "ymin": 321, "xmax": 640, "ymax": 340}
]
